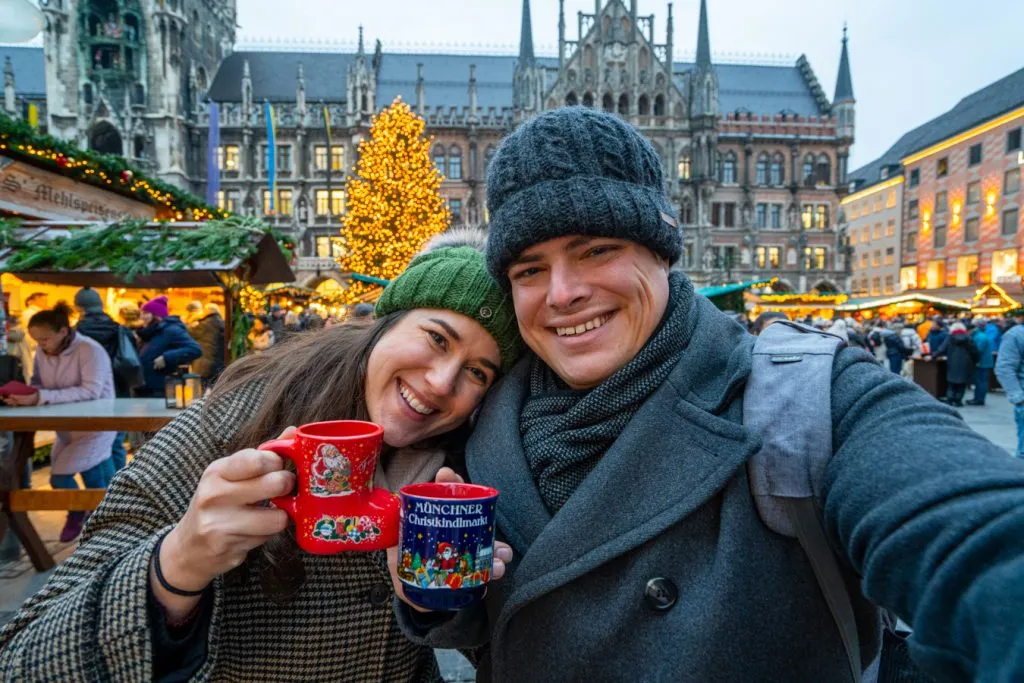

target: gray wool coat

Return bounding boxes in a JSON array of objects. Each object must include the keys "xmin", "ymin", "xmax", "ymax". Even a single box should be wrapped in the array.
[{"xmin": 399, "ymin": 294, "xmax": 1024, "ymax": 683}]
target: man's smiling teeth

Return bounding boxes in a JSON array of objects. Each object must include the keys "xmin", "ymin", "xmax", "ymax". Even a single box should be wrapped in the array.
[
  {"xmin": 556, "ymin": 315, "xmax": 610, "ymax": 337},
  {"xmin": 399, "ymin": 382, "xmax": 436, "ymax": 415}
]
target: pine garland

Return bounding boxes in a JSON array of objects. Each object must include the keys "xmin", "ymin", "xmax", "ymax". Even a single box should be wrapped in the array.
[
  {"xmin": 0, "ymin": 112, "xmax": 223, "ymax": 219},
  {"xmin": 0, "ymin": 216, "xmax": 291, "ymax": 283}
]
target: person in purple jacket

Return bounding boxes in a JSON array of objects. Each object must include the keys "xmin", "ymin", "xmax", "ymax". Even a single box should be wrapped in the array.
[
  {"xmin": 134, "ymin": 296, "xmax": 202, "ymax": 398},
  {"xmin": 4, "ymin": 302, "xmax": 117, "ymax": 542}
]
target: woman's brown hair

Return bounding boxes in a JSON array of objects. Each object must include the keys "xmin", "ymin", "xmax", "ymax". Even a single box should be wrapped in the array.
[{"xmin": 205, "ymin": 312, "xmax": 470, "ymax": 601}]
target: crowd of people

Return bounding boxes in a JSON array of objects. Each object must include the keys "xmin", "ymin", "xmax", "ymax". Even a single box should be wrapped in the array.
[{"xmin": 1, "ymin": 107, "xmax": 1024, "ymax": 682}]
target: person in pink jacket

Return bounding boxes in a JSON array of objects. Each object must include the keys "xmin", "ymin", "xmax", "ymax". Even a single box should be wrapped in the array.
[{"xmin": 5, "ymin": 302, "xmax": 117, "ymax": 542}]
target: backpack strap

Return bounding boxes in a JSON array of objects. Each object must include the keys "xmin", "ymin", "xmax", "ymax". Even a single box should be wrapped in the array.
[{"xmin": 743, "ymin": 321, "xmax": 862, "ymax": 682}]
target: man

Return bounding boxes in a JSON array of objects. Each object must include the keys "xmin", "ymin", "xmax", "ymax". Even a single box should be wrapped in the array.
[
  {"xmin": 20, "ymin": 291, "xmax": 48, "ymax": 327},
  {"xmin": 397, "ymin": 108, "xmax": 1024, "ymax": 681},
  {"xmin": 995, "ymin": 320, "xmax": 1024, "ymax": 457},
  {"xmin": 74, "ymin": 287, "xmax": 131, "ymax": 470},
  {"xmin": 967, "ymin": 317, "xmax": 994, "ymax": 406},
  {"xmin": 187, "ymin": 303, "xmax": 225, "ymax": 384},
  {"xmin": 925, "ymin": 317, "xmax": 948, "ymax": 356}
]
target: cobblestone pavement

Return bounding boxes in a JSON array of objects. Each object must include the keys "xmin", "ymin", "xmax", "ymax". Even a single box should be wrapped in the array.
[{"xmin": 1, "ymin": 387, "xmax": 1018, "ymax": 682}]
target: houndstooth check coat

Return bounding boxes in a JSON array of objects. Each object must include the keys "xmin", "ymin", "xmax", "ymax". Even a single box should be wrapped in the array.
[{"xmin": 0, "ymin": 382, "xmax": 442, "ymax": 682}]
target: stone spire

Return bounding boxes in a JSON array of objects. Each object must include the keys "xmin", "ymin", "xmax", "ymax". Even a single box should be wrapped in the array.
[
  {"xmin": 468, "ymin": 64, "xmax": 478, "ymax": 120},
  {"xmin": 558, "ymin": 0, "xmax": 565, "ymax": 71},
  {"xmin": 357, "ymin": 25, "xmax": 365, "ymax": 57},
  {"xmin": 833, "ymin": 24, "xmax": 854, "ymax": 104},
  {"xmin": 518, "ymin": 0, "xmax": 535, "ymax": 66},
  {"xmin": 695, "ymin": 0, "xmax": 711, "ymax": 70},
  {"xmin": 241, "ymin": 59, "xmax": 252, "ymax": 115},
  {"xmin": 296, "ymin": 62, "xmax": 306, "ymax": 117},
  {"xmin": 665, "ymin": 2, "xmax": 674, "ymax": 81}
]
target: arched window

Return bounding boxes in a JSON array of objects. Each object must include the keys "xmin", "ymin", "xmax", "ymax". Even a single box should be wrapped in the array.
[
  {"xmin": 656, "ymin": 72, "xmax": 665, "ymax": 88},
  {"xmin": 192, "ymin": 11, "xmax": 200, "ymax": 42},
  {"xmin": 566, "ymin": 91, "xmax": 578, "ymax": 106},
  {"xmin": 617, "ymin": 93, "xmax": 629, "ymax": 116},
  {"xmin": 582, "ymin": 91, "xmax": 594, "ymax": 107},
  {"xmin": 196, "ymin": 66, "xmax": 208, "ymax": 91},
  {"xmin": 638, "ymin": 95, "xmax": 650, "ymax": 115},
  {"xmin": 602, "ymin": 15, "xmax": 611, "ymax": 37},
  {"xmin": 82, "ymin": 83, "xmax": 94, "ymax": 105},
  {"xmin": 484, "ymin": 145, "xmax": 497, "ymax": 176},
  {"xmin": 802, "ymin": 154, "xmax": 815, "ymax": 187},
  {"xmin": 583, "ymin": 45, "xmax": 595, "ymax": 72},
  {"xmin": 620, "ymin": 17, "xmax": 630, "ymax": 36},
  {"xmin": 755, "ymin": 153, "xmax": 768, "ymax": 185},
  {"xmin": 680, "ymin": 199, "xmax": 694, "ymax": 225},
  {"xmin": 677, "ymin": 154, "xmax": 692, "ymax": 181},
  {"xmin": 816, "ymin": 154, "xmax": 831, "ymax": 186},
  {"xmin": 433, "ymin": 146, "xmax": 447, "ymax": 175},
  {"xmin": 770, "ymin": 153, "xmax": 785, "ymax": 186},
  {"xmin": 654, "ymin": 94, "xmax": 665, "ymax": 116},
  {"xmin": 448, "ymin": 145, "xmax": 463, "ymax": 180},
  {"xmin": 639, "ymin": 47, "xmax": 650, "ymax": 72},
  {"xmin": 602, "ymin": 92, "xmax": 614, "ymax": 112},
  {"xmin": 721, "ymin": 152, "xmax": 737, "ymax": 184}
]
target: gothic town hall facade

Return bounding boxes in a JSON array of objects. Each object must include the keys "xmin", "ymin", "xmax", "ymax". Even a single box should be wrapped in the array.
[{"xmin": 2, "ymin": 0, "xmax": 856, "ymax": 292}]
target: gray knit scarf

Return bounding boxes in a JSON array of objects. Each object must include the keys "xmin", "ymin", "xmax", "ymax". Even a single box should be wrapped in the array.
[{"xmin": 521, "ymin": 272, "xmax": 693, "ymax": 513}]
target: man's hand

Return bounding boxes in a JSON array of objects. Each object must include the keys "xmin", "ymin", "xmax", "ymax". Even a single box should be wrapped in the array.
[
  {"xmin": 387, "ymin": 467, "xmax": 513, "ymax": 612},
  {"xmin": 153, "ymin": 355, "xmax": 166, "ymax": 370}
]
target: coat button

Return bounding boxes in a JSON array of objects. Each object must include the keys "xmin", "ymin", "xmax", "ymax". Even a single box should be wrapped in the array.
[
  {"xmin": 644, "ymin": 577, "xmax": 678, "ymax": 611},
  {"xmin": 368, "ymin": 583, "xmax": 391, "ymax": 607}
]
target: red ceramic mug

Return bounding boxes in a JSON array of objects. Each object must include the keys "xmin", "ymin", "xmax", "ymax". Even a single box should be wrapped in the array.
[{"xmin": 259, "ymin": 420, "xmax": 400, "ymax": 554}]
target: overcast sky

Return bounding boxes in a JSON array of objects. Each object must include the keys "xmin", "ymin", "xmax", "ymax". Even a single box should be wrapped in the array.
[{"xmin": 237, "ymin": 0, "xmax": 1023, "ymax": 171}]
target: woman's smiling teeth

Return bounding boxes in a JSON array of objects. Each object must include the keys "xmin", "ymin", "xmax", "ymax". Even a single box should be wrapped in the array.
[
  {"xmin": 555, "ymin": 314, "xmax": 611, "ymax": 337},
  {"xmin": 399, "ymin": 381, "xmax": 436, "ymax": 416}
]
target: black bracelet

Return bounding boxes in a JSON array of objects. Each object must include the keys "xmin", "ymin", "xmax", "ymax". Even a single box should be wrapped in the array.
[{"xmin": 152, "ymin": 532, "xmax": 207, "ymax": 597}]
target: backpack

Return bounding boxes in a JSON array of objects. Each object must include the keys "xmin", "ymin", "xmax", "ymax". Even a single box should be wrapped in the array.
[
  {"xmin": 112, "ymin": 325, "xmax": 143, "ymax": 389},
  {"xmin": 744, "ymin": 321, "xmax": 934, "ymax": 683}
]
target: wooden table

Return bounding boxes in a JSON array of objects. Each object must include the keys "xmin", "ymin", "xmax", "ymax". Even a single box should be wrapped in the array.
[{"xmin": 0, "ymin": 398, "xmax": 180, "ymax": 570}]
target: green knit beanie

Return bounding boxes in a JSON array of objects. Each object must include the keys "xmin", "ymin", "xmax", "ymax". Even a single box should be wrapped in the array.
[{"xmin": 375, "ymin": 246, "xmax": 522, "ymax": 371}]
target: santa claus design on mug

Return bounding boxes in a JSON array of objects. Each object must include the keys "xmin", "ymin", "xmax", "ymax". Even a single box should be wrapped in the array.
[{"xmin": 309, "ymin": 443, "xmax": 352, "ymax": 496}]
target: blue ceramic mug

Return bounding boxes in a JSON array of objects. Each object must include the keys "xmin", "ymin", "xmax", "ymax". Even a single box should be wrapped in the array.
[{"xmin": 398, "ymin": 482, "xmax": 499, "ymax": 611}]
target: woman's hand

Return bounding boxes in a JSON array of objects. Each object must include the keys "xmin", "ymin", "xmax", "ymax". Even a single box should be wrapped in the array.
[
  {"xmin": 387, "ymin": 467, "xmax": 514, "ymax": 613},
  {"xmin": 151, "ymin": 427, "xmax": 297, "ymax": 620},
  {"xmin": 4, "ymin": 391, "xmax": 39, "ymax": 406}
]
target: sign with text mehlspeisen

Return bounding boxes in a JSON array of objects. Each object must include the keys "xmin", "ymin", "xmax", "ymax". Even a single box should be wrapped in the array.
[{"xmin": 398, "ymin": 483, "xmax": 498, "ymax": 611}]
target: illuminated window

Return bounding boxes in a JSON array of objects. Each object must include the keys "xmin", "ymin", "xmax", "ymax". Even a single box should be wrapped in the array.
[
  {"xmin": 802, "ymin": 205, "xmax": 813, "ymax": 229},
  {"xmin": 678, "ymin": 155, "xmax": 692, "ymax": 180},
  {"xmin": 925, "ymin": 259, "xmax": 945, "ymax": 289},
  {"xmin": 330, "ymin": 146, "xmax": 344, "ymax": 171},
  {"xmin": 965, "ymin": 217, "xmax": 980, "ymax": 242},
  {"xmin": 885, "ymin": 247, "xmax": 895, "ymax": 266},
  {"xmin": 873, "ymin": 250, "xmax": 881, "ymax": 267},
  {"xmin": 315, "ymin": 235, "xmax": 331, "ymax": 257},
  {"xmin": 900, "ymin": 266, "xmax": 917, "ymax": 291},
  {"xmin": 216, "ymin": 190, "xmax": 238, "ymax": 212},
  {"xmin": 861, "ymin": 226, "xmax": 869, "ymax": 242},
  {"xmin": 217, "ymin": 145, "xmax": 239, "ymax": 171},
  {"xmin": 755, "ymin": 246, "xmax": 767, "ymax": 269},
  {"xmin": 262, "ymin": 189, "xmax": 273, "ymax": 215},
  {"xmin": 315, "ymin": 189, "xmax": 329, "ymax": 216},
  {"xmin": 886, "ymin": 190, "xmax": 896, "ymax": 208},
  {"xmin": 767, "ymin": 247, "xmax": 780, "ymax": 268},
  {"xmin": 815, "ymin": 205, "xmax": 829, "ymax": 229},
  {"xmin": 315, "ymin": 189, "xmax": 345, "ymax": 216},
  {"xmin": 314, "ymin": 146, "xmax": 328, "ymax": 171},
  {"xmin": 873, "ymin": 223, "xmax": 882, "ymax": 240},
  {"xmin": 956, "ymin": 254, "xmax": 978, "ymax": 287},
  {"xmin": 860, "ymin": 253, "xmax": 868, "ymax": 268},
  {"xmin": 871, "ymin": 277, "xmax": 881, "ymax": 296},
  {"xmin": 850, "ymin": 230, "xmax": 857, "ymax": 245},
  {"xmin": 277, "ymin": 189, "xmax": 292, "ymax": 215},
  {"xmin": 329, "ymin": 190, "xmax": 344, "ymax": 216},
  {"xmin": 936, "ymin": 157, "xmax": 949, "ymax": 178},
  {"xmin": 884, "ymin": 275, "xmax": 894, "ymax": 294},
  {"xmin": 992, "ymin": 248, "xmax": 1019, "ymax": 282},
  {"xmin": 885, "ymin": 220, "xmax": 895, "ymax": 237}
]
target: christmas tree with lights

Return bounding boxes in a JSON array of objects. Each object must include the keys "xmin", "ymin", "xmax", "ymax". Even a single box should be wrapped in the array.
[{"xmin": 340, "ymin": 97, "xmax": 450, "ymax": 303}]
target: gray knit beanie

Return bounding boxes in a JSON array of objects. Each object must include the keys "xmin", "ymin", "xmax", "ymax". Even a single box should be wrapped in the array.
[
  {"xmin": 485, "ymin": 107, "xmax": 681, "ymax": 287},
  {"xmin": 73, "ymin": 287, "xmax": 104, "ymax": 314}
]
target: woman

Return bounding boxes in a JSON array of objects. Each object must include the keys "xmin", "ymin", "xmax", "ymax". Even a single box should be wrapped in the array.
[
  {"xmin": 135, "ymin": 296, "xmax": 202, "ymax": 397},
  {"xmin": 4, "ymin": 303, "xmax": 117, "ymax": 542},
  {"xmin": 5, "ymin": 317, "xmax": 34, "ymax": 383},
  {"xmin": 249, "ymin": 314, "xmax": 275, "ymax": 351},
  {"xmin": 0, "ymin": 244, "xmax": 520, "ymax": 682},
  {"xmin": 932, "ymin": 321, "xmax": 980, "ymax": 407}
]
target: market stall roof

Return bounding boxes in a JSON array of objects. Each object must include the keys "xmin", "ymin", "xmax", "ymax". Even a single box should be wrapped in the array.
[
  {"xmin": 698, "ymin": 277, "xmax": 778, "ymax": 299},
  {"xmin": 835, "ymin": 292, "xmax": 972, "ymax": 312},
  {"xmin": 0, "ymin": 221, "xmax": 294, "ymax": 288}
]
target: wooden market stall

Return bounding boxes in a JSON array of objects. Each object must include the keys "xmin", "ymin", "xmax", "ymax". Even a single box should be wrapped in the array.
[
  {"xmin": 697, "ymin": 277, "xmax": 777, "ymax": 315},
  {"xmin": 834, "ymin": 292, "xmax": 973, "ymax": 320},
  {"xmin": 749, "ymin": 292, "xmax": 849, "ymax": 321},
  {"xmin": 0, "ymin": 218, "xmax": 295, "ymax": 359}
]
